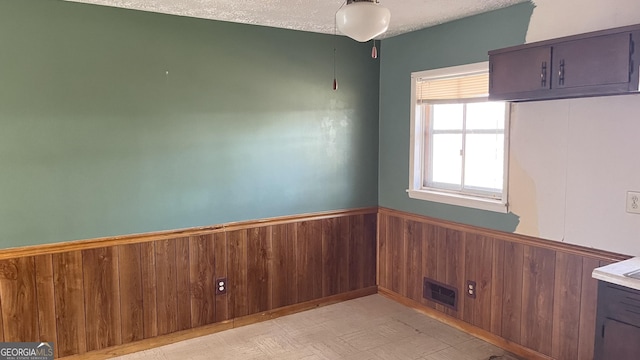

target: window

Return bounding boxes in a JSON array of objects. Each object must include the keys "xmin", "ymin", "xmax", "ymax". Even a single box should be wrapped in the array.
[{"xmin": 408, "ymin": 62, "xmax": 509, "ymax": 213}]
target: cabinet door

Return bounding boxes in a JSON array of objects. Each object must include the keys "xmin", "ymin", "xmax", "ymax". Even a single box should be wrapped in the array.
[
  {"xmin": 553, "ymin": 32, "xmax": 632, "ymax": 89},
  {"xmin": 489, "ymin": 46, "xmax": 551, "ymax": 100},
  {"xmin": 601, "ymin": 318, "xmax": 640, "ymax": 360}
]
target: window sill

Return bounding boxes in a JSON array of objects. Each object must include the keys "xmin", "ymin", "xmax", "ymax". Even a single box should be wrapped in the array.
[{"xmin": 406, "ymin": 189, "xmax": 508, "ymax": 213}]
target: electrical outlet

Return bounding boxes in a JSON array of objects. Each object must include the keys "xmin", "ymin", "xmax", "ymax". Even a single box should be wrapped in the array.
[
  {"xmin": 627, "ymin": 191, "xmax": 640, "ymax": 214},
  {"xmin": 466, "ymin": 280, "xmax": 476, "ymax": 299},
  {"xmin": 216, "ymin": 278, "xmax": 227, "ymax": 295}
]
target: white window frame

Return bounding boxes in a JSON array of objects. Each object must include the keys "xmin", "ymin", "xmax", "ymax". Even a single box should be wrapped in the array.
[{"xmin": 407, "ymin": 62, "xmax": 510, "ymax": 213}]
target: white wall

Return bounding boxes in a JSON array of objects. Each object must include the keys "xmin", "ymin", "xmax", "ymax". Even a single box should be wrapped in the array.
[
  {"xmin": 527, "ymin": 0, "xmax": 640, "ymax": 42},
  {"xmin": 510, "ymin": 96, "xmax": 640, "ymax": 255},
  {"xmin": 508, "ymin": 0, "xmax": 640, "ymax": 256}
]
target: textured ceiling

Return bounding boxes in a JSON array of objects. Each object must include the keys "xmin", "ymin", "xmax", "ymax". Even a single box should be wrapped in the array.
[{"xmin": 65, "ymin": 0, "xmax": 529, "ymax": 38}]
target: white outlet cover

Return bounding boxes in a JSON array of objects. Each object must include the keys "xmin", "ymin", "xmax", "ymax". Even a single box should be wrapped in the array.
[{"xmin": 626, "ymin": 191, "xmax": 640, "ymax": 214}]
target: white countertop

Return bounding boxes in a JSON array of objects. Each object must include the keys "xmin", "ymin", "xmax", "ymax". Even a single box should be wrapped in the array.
[{"xmin": 592, "ymin": 257, "xmax": 640, "ymax": 291}]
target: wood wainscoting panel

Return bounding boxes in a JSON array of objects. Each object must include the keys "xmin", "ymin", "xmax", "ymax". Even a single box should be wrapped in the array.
[
  {"xmin": 228, "ymin": 229, "xmax": 249, "ymax": 319},
  {"xmin": 421, "ymin": 223, "xmax": 439, "ymax": 309},
  {"xmin": 53, "ymin": 251, "xmax": 87, "ymax": 357},
  {"xmin": 378, "ymin": 207, "xmax": 629, "ymax": 360},
  {"xmin": 296, "ymin": 220, "xmax": 323, "ymax": 303},
  {"xmin": 438, "ymin": 227, "xmax": 465, "ymax": 319},
  {"xmin": 521, "ymin": 246, "xmax": 556, "ymax": 356},
  {"xmin": 34, "ymin": 254, "xmax": 58, "ymax": 357},
  {"xmin": 188, "ymin": 234, "xmax": 216, "ymax": 328},
  {"xmin": 117, "ymin": 243, "xmax": 144, "ymax": 344},
  {"xmin": 551, "ymin": 252, "xmax": 583, "ymax": 360},
  {"xmin": 501, "ymin": 241, "xmax": 524, "ymax": 343},
  {"xmin": 322, "ymin": 217, "xmax": 351, "ymax": 297},
  {"xmin": 390, "ymin": 216, "xmax": 406, "ymax": 296},
  {"xmin": 389, "ymin": 216, "xmax": 405, "ymax": 296},
  {"xmin": 0, "ymin": 257, "xmax": 38, "ymax": 342},
  {"xmin": 0, "ymin": 254, "xmax": 59, "ymax": 358},
  {"xmin": 336, "ymin": 216, "xmax": 351, "ymax": 294},
  {"xmin": 433, "ymin": 226, "xmax": 448, "ymax": 314},
  {"xmin": 140, "ymin": 242, "xmax": 158, "ymax": 339},
  {"xmin": 271, "ymin": 223, "xmax": 298, "ymax": 308},
  {"xmin": 155, "ymin": 239, "xmax": 179, "ymax": 336},
  {"xmin": 380, "ymin": 215, "xmax": 405, "ymax": 292},
  {"xmin": 82, "ymin": 247, "xmax": 122, "ymax": 351},
  {"xmin": 577, "ymin": 257, "xmax": 601, "ymax": 360},
  {"xmin": 213, "ymin": 232, "xmax": 229, "ymax": 323},
  {"xmin": 363, "ymin": 213, "xmax": 377, "ymax": 288},
  {"xmin": 377, "ymin": 213, "xmax": 388, "ymax": 289},
  {"xmin": 0, "ymin": 208, "xmax": 377, "ymax": 359},
  {"xmin": 322, "ymin": 217, "xmax": 342, "ymax": 297},
  {"xmin": 404, "ymin": 220, "xmax": 423, "ymax": 301},
  {"xmin": 246, "ymin": 227, "xmax": 271, "ymax": 315},
  {"xmin": 463, "ymin": 234, "xmax": 494, "ymax": 331},
  {"xmin": 348, "ymin": 215, "xmax": 365, "ymax": 291},
  {"xmin": 490, "ymin": 239, "xmax": 505, "ymax": 336},
  {"xmin": 175, "ymin": 238, "xmax": 192, "ymax": 332}
]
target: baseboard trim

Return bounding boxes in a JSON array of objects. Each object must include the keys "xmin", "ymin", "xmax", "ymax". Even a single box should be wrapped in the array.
[
  {"xmin": 59, "ymin": 286, "xmax": 378, "ymax": 360},
  {"xmin": 377, "ymin": 287, "xmax": 554, "ymax": 360},
  {"xmin": 232, "ymin": 286, "xmax": 378, "ymax": 327},
  {"xmin": 59, "ymin": 321, "xmax": 234, "ymax": 360}
]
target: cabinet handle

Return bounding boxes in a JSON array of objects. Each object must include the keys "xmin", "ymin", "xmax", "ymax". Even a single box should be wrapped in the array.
[
  {"xmin": 558, "ymin": 59, "xmax": 565, "ymax": 86},
  {"xmin": 540, "ymin": 61, "xmax": 547, "ymax": 87},
  {"xmin": 489, "ymin": 62, "xmax": 493, "ymax": 89},
  {"xmin": 629, "ymin": 36, "xmax": 634, "ymax": 81}
]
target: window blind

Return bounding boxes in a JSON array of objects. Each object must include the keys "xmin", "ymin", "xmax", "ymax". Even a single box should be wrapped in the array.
[{"xmin": 416, "ymin": 72, "xmax": 489, "ymax": 102}]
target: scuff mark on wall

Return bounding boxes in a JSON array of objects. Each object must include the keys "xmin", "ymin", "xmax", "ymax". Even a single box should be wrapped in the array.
[
  {"xmin": 509, "ymin": 156, "xmax": 540, "ymax": 237},
  {"xmin": 507, "ymin": 102, "xmax": 569, "ymax": 243}
]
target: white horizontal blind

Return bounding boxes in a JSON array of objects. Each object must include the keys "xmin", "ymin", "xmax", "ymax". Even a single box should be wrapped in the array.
[{"xmin": 416, "ymin": 73, "xmax": 489, "ymax": 102}]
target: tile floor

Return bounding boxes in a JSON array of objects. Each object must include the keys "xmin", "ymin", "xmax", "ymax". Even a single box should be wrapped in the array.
[{"xmin": 113, "ymin": 295, "xmax": 519, "ymax": 360}]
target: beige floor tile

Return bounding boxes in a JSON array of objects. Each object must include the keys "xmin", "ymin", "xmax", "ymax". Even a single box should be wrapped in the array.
[
  {"xmin": 424, "ymin": 347, "xmax": 476, "ymax": 360},
  {"xmin": 279, "ymin": 324, "xmax": 333, "ymax": 344},
  {"xmin": 322, "ymin": 317, "xmax": 383, "ymax": 337},
  {"xmin": 307, "ymin": 338, "xmax": 361, "ymax": 359},
  {"xmin": 372, "ymin": 332, "xmax": 449, "ymax": 360},
  {"xmin": 248, "ymin": 333, "xmax": 303, "ymax": 356},
  {"xmin": 452, "ymin": 338, "xmax": 508, "ymax": 360},
  {"xmin": 113, "ymin": 295, "xmax": 517, "ymax": 360},
  {"xmin": 338, "ymin": 328, "xmax": 394, "ymax": 351},
  {"xmin": 342, "ymin": 350, "xmax": 384, "ymax": 360},
  {"xmin": 387, "ymin": 308, "xmax": 442, "ymax": 331},
  {"xmin": 371, "ymin": 318, "xmax": 423, "ymax": 341},
  {"xmin": 419, "ymin": 319, "xmax": 476, "ymax": 346},
  {"xmin": 274, "ymin": 348, "xmax": 328, "ymax": 360},
  {"xmin": 343, "ymin": 296, "xmax": 406, "ymax": 317}
]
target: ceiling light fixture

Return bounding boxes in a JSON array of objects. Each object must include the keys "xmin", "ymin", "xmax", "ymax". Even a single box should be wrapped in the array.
[{"xmin": 335, "ymin": 0, "xmax": 391, "ymax": 42}]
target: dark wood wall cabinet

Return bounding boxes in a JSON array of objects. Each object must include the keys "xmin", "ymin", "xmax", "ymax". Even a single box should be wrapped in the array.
[
  {"xmin": 489, "ymin": 24, "xmax": 640, "ymax": 101},
  {"xmin": 594, "ymin": 282, "xmax": 640, "ymax": 360}
]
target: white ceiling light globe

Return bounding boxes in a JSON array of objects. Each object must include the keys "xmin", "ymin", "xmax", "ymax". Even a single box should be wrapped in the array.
[{"xmin": 336, "ymin": 1, "xmax": 391, "ymax": 42}]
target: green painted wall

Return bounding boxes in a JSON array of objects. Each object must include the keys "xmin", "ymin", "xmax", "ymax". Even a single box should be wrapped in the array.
[
  {"xmin": 0, "ymin": 0, "xmax": 380, "ymax": 248},
  {"xmin": 378, "ymin": 3, "xmax": 534, "ymax": 231}
]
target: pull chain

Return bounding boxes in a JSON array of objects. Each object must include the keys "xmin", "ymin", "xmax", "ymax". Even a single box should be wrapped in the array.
[
  {"xmin": 371, "ymin": 39, "xmax": 378, "ymax": 59},
  {"xmin": 333, "ymin": 14, "xmax": 338, "ymax": 90}
]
